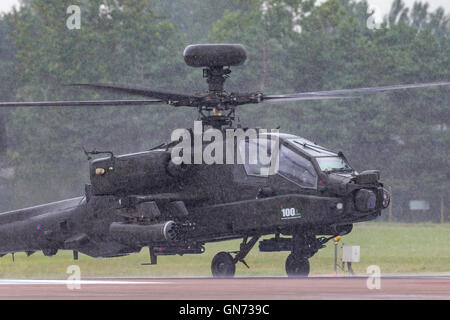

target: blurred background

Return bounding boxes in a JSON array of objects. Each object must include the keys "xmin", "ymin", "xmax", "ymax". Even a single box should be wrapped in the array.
[{"xmin": 0, "ymin": 0, "xmax": 448, "ymax": 223}]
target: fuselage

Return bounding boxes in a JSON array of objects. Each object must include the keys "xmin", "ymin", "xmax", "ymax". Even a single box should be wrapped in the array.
[{"xmin": 0, "ymin": 132, "xmax": 388, "ymax": 258}]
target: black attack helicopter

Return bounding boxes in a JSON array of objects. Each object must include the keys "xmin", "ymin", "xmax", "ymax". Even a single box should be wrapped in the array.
[{"xmin": 0, "ymin": 44, "xmax": 449, "ymax": 277}]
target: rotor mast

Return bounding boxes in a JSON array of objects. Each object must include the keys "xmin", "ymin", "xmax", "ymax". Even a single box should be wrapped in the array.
[
  {"xmin": 204, "ymin": 66, "xmax": 231, "ymax": 93},
  {"xmin": 184, "ymin": 44, "xmax": 247, "ymax": 128}
]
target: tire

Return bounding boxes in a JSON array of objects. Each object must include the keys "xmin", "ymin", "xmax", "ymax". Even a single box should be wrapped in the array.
[
  {"xmin": 285, "ymin": 254, "xmax": 310, "ymax": 277},
  {"xmin": 211, "ymin": 252, "xmax": 236, "ymax": 278},
  {"xmin": 42, "ymin": 248, "xmax": 58, "ymax": 257}
]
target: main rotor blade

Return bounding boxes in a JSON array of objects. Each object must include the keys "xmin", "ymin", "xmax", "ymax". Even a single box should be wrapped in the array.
[
  {"xmin": 263, "ymin": 81, "xmax": 450, "ymax": 102},
  {"xmin": 0, "ymin": 99, "xmax": 164, "ymax": 108},
  {"xmin": 70, "ymin": 83, "xmax": 197, "ymax": 105},
  {"xmin": 263, "ymin": 95, "xmax": 357, "ymax": 102}
]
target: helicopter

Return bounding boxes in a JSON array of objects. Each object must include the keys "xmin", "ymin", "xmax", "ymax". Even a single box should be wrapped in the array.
[{"xmin": 0, "ymin": 44, "xmax": 449, "ymax": 277}]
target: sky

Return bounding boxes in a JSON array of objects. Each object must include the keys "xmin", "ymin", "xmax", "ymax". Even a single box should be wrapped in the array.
[
  {"xmin": 0, "ymin": 0, "xmax": 449, "ymax": 15},
  {"xmin": 0, "ymin": 0, "xmax": 19, "ymax": 14},
  {"xmin": 364, "ymin": 0, "xmax": 450, "ymax": 15}
]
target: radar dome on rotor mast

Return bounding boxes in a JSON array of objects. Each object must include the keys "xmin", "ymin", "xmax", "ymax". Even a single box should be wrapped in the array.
[
  {"xmin": 183, "ymin": 44, "xmax": 247, "ymax": 68},
  {"xmin": 183, "ymin": 44, "xmax": 247, "ymax": 94}
]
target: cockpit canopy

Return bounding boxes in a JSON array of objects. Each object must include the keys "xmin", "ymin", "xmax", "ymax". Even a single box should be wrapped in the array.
[{"xmin": 239, "ymin": 134, "xmax": 353, "ymax": 189}]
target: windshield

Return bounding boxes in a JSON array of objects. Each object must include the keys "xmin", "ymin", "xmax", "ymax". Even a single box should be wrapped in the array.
[{"xmin": 316, "ymin": 156, "xmax": 353, "ymax": 172}]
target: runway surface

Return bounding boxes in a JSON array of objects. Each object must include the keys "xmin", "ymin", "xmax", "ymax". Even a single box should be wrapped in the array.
[{"xmin": 1, "ymin": 276, "xmax": 450, "ymax": 299}]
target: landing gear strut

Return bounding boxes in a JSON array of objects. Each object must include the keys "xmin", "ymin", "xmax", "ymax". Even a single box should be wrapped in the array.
[
  {"xmin": 285, "ymin": 232, "xmax": 329, "ymax": 277},
  {"xmin": 211, "ymin": 236, "xmax": 260, "ymax": 278}
]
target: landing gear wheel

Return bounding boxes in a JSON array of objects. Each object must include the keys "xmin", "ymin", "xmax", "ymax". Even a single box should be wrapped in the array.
[
  {"xmin": 285, "ymin": 254, "xmax": 310, "ymax": 277},
  {"xmin": 42, "ymin": 248, "xmax": 58, "ymax": 257},
  {"xmin": 211, "ymin": 252, "xmax": 236, "ymax": 278}
]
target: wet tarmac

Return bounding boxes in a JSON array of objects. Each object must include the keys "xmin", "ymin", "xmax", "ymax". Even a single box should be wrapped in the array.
[{"xmin": 0, "ymin": 276, "xmax": 449, "ymax": 300}]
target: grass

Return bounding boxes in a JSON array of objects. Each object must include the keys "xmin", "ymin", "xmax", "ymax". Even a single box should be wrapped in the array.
[{"xmin": 2, "ymin": 222, "xmax": 450, "ymax": 279}]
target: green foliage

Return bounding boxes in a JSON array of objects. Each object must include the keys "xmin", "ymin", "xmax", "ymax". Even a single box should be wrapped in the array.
[
  {"xmin": 0, "ymin": 16, "xmax": 16, "ymax": 157},
  {"xmin": 3, "ymin": 0, "xmax": 193, "ymax": 207}
]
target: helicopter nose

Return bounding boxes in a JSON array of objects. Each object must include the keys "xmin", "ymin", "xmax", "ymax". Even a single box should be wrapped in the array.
[{"xmin": 354, "ymin": 189, "xmax": 377, "ymax": 212}]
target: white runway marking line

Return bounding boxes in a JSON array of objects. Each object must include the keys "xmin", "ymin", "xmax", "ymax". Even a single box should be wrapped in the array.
[{"xmin": 0, "ymin": 279, "xmax": 173, "ymax": 285}]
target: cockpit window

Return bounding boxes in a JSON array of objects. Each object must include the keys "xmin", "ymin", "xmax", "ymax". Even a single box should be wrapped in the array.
[
  {"xmin": 239, "ymin": 139, "xmax": 273, "ymax": 177},
  {"xmin": 279, "ymin": 146, "xmax": 317, "ymax": 189},
  {"xmin": 316, "ymin": 156, "xmax": 353, "ymax": 173}
]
